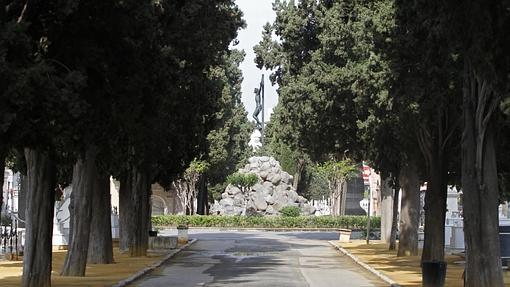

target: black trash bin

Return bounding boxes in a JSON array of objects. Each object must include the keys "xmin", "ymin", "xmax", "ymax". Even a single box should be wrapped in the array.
[
  {"xmin": 422, "ymin": 261, "xmax": 447, "ymax": 287},
  {"xmin": 500, "ymin": 225, "xmax": 510, "ymax": 266}
]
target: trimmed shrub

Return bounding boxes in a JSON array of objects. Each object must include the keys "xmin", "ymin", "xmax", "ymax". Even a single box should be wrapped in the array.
[
  {"xmin": 226, "ymin": 173, "xmax": 258, "ymax": 190},
  {"xmin": 152, "ymin": 215, "xmax": 381, "ymax": 229},
  {"xmin": 280, "ymin": 206, "xmax": 300, "ymax": 217}
]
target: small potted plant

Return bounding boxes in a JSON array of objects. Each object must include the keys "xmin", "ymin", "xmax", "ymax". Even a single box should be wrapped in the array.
[{"xmin": 177, "ymin": 224, "xmax": 189, "ymax": 245}]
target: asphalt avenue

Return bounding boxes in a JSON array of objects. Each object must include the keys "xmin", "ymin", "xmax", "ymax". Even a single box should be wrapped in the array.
[{"xmin": 132, "ymin": 229, "xmax": 385, "ymax": 287}]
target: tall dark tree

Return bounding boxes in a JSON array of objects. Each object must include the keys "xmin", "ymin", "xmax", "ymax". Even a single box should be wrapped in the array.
[
  {"xmin": 1, "ymin": 1, "xmax": 87, "ymax": 285},
  {"xmin": 117, "ymin": 0, "xmax": 245, "ymax": 255},
  {"xmin": 257, "ymin": 0, "xmax": 421, "ymax": 255},
  {"xmin": 439, "ymin": 0, "xmax": 510, "ymax": 285},
  {"xmin": 56, "ymin": 0, "xmax": 126, "ymax": 274},
  {"xmin": 390, "ymin": 0, "xmax": 463, "ymax": 261},
  {"xmin": 205, "ymin": 49, "xmax": 252, "ymax": 204},
  {"xmin": 254, "ymin": 0, "xmax": 322, "ymax": 178},
  {"xmin": 1, "ymin": 0, "xmax": 245, "ymax": 283}
]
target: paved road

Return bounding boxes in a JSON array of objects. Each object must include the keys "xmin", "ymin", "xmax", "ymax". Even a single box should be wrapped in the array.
[{"xmin": 132, "ymin": 229, "xmax": 385, "ymax": 287}]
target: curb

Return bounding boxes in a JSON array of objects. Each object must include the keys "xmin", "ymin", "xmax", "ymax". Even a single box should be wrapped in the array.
[
  {"xmin": 329, "ymin": 241, "xmax": 402, "ymax": 287},
  {"xmin": 112, "ymin": 238, "xmax": 198, "ymax": 287}
]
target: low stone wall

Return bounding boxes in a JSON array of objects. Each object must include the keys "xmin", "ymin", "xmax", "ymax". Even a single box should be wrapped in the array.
[{"xmin": 148, "ymin": 236, "xmax": 177, "ymax": 250}]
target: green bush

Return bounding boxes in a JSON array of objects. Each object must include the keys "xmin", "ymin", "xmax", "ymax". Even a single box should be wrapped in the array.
[
  {"xmin": 280, "ymin": 206, "xmax": 300, "ymax": 217},
  {"xmin": 152, "ymin": 215, "xmax": 381, "ymax": 229},
  {"xmin": 226, "ymin": 172, "xmax": 259, "ymax": 190}
]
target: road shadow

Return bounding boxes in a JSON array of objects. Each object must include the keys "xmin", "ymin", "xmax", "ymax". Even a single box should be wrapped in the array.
[
  {"xmin": 132, "ymin": 231, "xmax": 336, "ymax": 286},
  {"xmin": 274, "ymin": 231, "xmax": 338, "ymax": 241}
]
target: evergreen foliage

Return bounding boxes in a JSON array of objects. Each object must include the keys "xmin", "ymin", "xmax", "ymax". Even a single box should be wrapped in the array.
[
  {"xmin": 1, "ymin": 0, "xmax": 245, "ymax": 282},
  {"xmin": 206, "ymin": 50, "xmax": 252, "ymax": 200},
  {"xmin": 280, "ymin": 206, "xmax": 301, "ymax": 217},
  {"xmin": 226, "ymin": 172, "xmax": 259, "ymax": 192}
]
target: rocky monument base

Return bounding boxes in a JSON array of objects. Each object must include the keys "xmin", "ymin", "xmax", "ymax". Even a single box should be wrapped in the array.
[{"xmin": 211, "ymin": 156, "xmax": 316, "ymax": 216}]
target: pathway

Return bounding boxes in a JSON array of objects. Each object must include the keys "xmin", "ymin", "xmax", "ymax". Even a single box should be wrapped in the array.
[{"xmin": 132, "ymin": 229, "xmax": 385, "ymax": 287}]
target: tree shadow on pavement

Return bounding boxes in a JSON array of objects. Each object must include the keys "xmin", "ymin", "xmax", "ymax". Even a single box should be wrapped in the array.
[{"xmin": 133, "ymin": 231, "xmax": 332, "ymax": 287}]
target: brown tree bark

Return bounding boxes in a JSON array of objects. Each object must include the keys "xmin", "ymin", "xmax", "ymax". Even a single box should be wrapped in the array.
[
  {"xmin": 421, "ymin": 151, "xmax": 447, "ymax": 262},
  {"xmin": 389, "ymin": 176, "xmax": 400, "ymax": 251},
  {"xmin": 196, "ymin": 175, "xmax": 207, "ymax": 215},
  {"xmin": 87, "ymin": 173, "xmax": 114, "ymax": 264},
  {"xmin": 293, "ymin": 158, "xmax": 306, "ymax": 193},
  {"xmin": 397, "ymin": 162, "xmax": 420, "ymax": 256},
  {"xmin": 416, "ymin": 107, "xmax": 452, "ymax": 263},
  {"xmin": 119, "ymin": 173, "xmax": 130, "ymax": 252},
  {"xmin": 119, "ymin": 165, "xmax": 151, "ymax": 256},
  {"xmin": 462, "ymin": 62, "xmax": 503, "ymax": 287},
  {"xmin": 330, "ymin": 180, "xmax": 339, "ymax": 216},
  {"xmin": 127, "ymin": 166, "xmax": 151, "ymax": 257},
  {"xmin": 340, "ymin": 181, "xmax": 347, "ymax": 216},
  {"xmin": 22, "ymin": 148, "xmax": 56, "ymax": 287},
  {"xmin": 330, "ymin": 180, "xmax": 347, "ymax": 216},
  {"xmin": 380, "ymin": 177, "xmax": 394, "ymax": 243},
  {"xmin": 61, "ymin": 147, "xmax": 97, "ymax": 276}
]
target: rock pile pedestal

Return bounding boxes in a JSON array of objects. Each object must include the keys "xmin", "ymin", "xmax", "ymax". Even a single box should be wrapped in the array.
[{"xmin": 211, "ymin": 156, "xmax": 316, "ymax": 216}]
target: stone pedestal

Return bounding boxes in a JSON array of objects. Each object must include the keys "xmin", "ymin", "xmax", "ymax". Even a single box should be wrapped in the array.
[
  {"xmin": 338, "ymin": 229, "xmax": 352, "ymax": 243},
  {"xmin": 177, "ymin": 226, "xmax": 189, "ymax": 245}
]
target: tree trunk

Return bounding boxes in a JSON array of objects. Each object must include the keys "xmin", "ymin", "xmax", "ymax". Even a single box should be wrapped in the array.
[
  {"xmin": 389, "ymin": 176, "xmax": 400, "ymax": 251},
  {"xmin": 340, "ymin": 180, "xmax": 348, "ymax": 216},
  {"xmin": 87, "ymin": 172, "xmax": 114, "ymax": 264},
  {"xmin": 293, "ymin": 158, "xmax": 305, "ymax": 191},
  {"xmin": 196, "ymin": 175, "xmax": 207, "ymax": 215},
  {"xmin": 330, "ymin": 180, "xmax": 339, "ymax": 216},
  {"xmin": 61, "ymin": 147, "xmax": 97, "ymax": 276},
  {"xmin": 462, "ymin": 63, "xmax": 503, "ymax": 287},
  {"xmin": 398, "ymin": 162, "xmax": 420, "ymax": 256},
  {"xmin": 421, "ymin": 150, "xmax": 447, "ymax": 262},
  {"xmin": 22, "ymin": 148, "xmax": 55, "ymax": 287},
  {"xmin": 120, "ymin": 165, "xmax": 151, "ymax": 257},
  {"xmin": 127, "ymin": 166, "xmax": 151, "ymax": 257},
  {"xmin": 119, "ymin": 173, "xmax": 130, "ymax": 252},
  {"xmin": 380, "ymin": 177, "xmax": 393, "ymax": 243}
]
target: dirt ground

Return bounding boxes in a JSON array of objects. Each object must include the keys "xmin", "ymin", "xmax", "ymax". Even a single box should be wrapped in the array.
[
  {"xmin": 334, "ymin": 240, "xmax": 510, "ymax": 287},
  {"xmin": 0, "ymin": 248, "xmax": 164, "ymax": 287}
]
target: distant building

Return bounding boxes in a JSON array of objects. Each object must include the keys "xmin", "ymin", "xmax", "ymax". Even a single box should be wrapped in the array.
[
  {"xmin": 2, "ymin": 169, "xmax": 20, "ymax": 216},
  {"xmin": 149, "ymin": 183, "xmax": 184, "ymax": 215},
  {"xmin": 345, "ymin": 175, "xmax": 366, "ymax": 215},
  {"xmin": 109, "ymin": 180, "xmax": 184, "ymax": 216},
  {"xmin": 344, "ymin": 164, "xmax": 381, "ymax": 216}
]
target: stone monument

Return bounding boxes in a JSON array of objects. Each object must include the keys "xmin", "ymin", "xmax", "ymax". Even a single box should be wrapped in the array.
[{"xmin": 210, "ymin": 156, "xmax": 316, "ymax": 216}]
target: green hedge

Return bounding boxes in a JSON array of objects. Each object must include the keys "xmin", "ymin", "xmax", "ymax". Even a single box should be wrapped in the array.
[
  {"xmin": 280, "ymin": 206, "xmax": 301, "ymax": 217},
  {"xmin": 152, "ymin": 215, "xmax": 380, "ymax": 229}
]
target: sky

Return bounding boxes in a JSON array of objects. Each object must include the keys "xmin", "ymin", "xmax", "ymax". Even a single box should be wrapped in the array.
[{"xmin": 235, "ymin": 0, "xmax": 278, "ymax": 122}]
